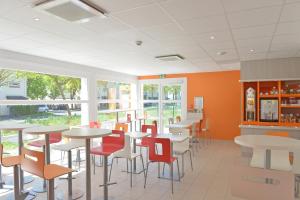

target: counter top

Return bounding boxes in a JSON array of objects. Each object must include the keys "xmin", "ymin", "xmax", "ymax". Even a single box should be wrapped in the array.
[{"xmin": 239, "ymin": 124, "xmax": 300, "ymax": 131}]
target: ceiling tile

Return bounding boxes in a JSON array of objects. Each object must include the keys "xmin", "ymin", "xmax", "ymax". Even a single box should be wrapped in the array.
[
  {"xmin": 168, "ymin": 46, "xmax": 209, "ymax": 59},
  {"xmin": 180, "ymin": 15, "xmax": 229, "ymax": 34},
  {"xmin": 113, "ymin": 4, "xmax": 173, "ymax": 28},
  {"xmin": 0, "ymin": 18, "xmax": 36, "ymax": 36},
  {"xmin": 236, "ymin": 37, "xmax": 271, "ymax": 51},
  {"xmin": 141, "ymin": 23, "xmax": 187, "ymax": 39},
  {"xmin": 81, "ymin": 17, "xmax": 131, "ymax": 35},
  {"xmin": 159, "ymin": 0, "xmax": 224, "ymax": 20},
  {"xmin": 232, "ymin": 24, "xmax": 276, "ymax": 40},
  {"xmin": 227, "ymin": 6, "xmax": 281, "ymax": 28},
  {"xmin": 0, "ymin": 0, "xmax": 26, "ymax": 16},
  {"xmin": 201, "ymin": 40, "xmax": 236, "ymax": 51},
  {"xmin": 157, "ymin": 36, "xmax": 196, "ymax": 48},
  {"xmin": 280, "ymin": 2, "xmax": 300, "ymax": 22},
  {"xmin": 194, "ymin": 30, "xmax": 233, "ymax": 44},
  {"xmin": 271, "ymin": 35, "xmax": 300, "ymax": 51},
  {"xmin": 276, "ymin": 21, "xmax": 300, "ymax": 35},
  {"xmin": 207, "ymin": 48, "xmax": 239, "ymax": 62},
  {"xmin": 222, "ymin": 0, "xmax": 283, "ymax": 13},
  {"xmin": 90, "ymin": 0, "xmax": 155, "ymax": 13}
]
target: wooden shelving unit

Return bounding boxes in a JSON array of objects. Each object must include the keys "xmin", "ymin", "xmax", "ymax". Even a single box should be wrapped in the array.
[{"xmin": 242, "ymin": 80, "xmax": 300, "ymax": 127}]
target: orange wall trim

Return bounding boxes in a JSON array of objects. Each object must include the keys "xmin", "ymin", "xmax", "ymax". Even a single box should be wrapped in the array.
[{"xmin": 139, "ymin": 70, "xmax": 241, "ymax": 140}]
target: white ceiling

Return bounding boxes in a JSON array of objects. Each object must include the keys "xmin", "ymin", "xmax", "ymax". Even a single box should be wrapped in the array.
[{"xmin": 0, "ymin": 0, "xmax": 299, "ymax": 75}]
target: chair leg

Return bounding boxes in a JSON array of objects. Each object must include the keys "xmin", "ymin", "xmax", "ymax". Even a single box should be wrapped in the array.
[
  {"xmin": 140, "ymin": 155, "xmax": 146, "ymax": 180},
  {"xmin": 144, "ymin": 162, "xmax": 150, "ymax": 188},
  {"xmin": 176, "ymin": 159, "xmax": 180, "ymax": 182},
  {"xmin": 188, "ymin": 150, "xmax": 193, "ymax": 171},
  {"xmin": 130, "ymin": 159, "xmax": 133, "ymax": 188},
  {"xmin": 109, "ymin": 158, "xmax": 114, "ymax": 182},
  {"xmin": 13, "ymin": 165, "xmax": 20, "ymax": 200},
  {"xmin": 158, "ymin": 162, "xmax": 160, "ymax": 178},
  {"xmin": 93, "ymin": 155, "xmax": 96, "ymax": 175},
  {"xmin": 47, "ymin": 179, "xmax": 55, "ymax": 200},
  {"xmin": 170, "ymin": 163, "xmax": 174, "ymax": 194},
  {"xmin": 126, "ymin": 159, "xmax": 129, "ymax": 173},
  {"xmin": 162, "ymin": 163, "xmax": 166, "ymax": 176}
]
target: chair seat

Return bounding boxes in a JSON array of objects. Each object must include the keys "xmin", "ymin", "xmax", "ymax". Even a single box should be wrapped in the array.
[
  {"xmin": 52, "ymin": 140, "xmax": 84, "ymax": 152},
  {"xmin": 44, "ymin": 164, "xmax": 72, "ymax": 180},
  {"xmin": 113, "ymin": 150, "xmax": 140, "ymax": 160},
  {"xmin": 2, "ymin": 156, "xmax": 21, "ymax": 167},
  {"xmin": 91, "ymin": 144, "xmax": 123, "ymax": 156},
  {"xmin": 29, "ymin": 139, "xmax": 60, "ymax": 147},
  {"xmin": 150, "ymin": 157, "xmax": 177, "ymax": 164}
]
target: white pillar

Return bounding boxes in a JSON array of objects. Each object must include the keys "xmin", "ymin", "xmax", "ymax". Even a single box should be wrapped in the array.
[{"xmin": 81, "ymin": 76, "xmax": 97, "ymax": 125}]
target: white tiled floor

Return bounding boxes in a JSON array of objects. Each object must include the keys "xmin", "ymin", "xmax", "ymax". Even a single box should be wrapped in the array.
[{"xmin": 1, "ymin": 141, "xmax": 249, "ymax": 200}]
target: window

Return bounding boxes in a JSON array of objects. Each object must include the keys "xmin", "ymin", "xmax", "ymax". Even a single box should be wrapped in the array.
[
  {"xmin": 97, "ymin": 80, "xmax": 135, "ymax": 126},
  {"xmin": 0, "ymin": 68, "xmax": 85, "ymax": 126}
]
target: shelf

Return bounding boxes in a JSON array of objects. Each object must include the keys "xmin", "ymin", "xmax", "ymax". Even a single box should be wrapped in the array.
[
  {"xmin": 259, "ymin": 95, "xmax": 279, "ymax": 98},
  {"xmin": 281, "ymin": 94, "xmax": 300, "ymax": 98},
  {"xmin": 279, "ymin": 122, "xmax": 300, "ymax": 127},
  {"xmin": 281, "ymin": 104, "xmax": 300, "ymax": 108}
]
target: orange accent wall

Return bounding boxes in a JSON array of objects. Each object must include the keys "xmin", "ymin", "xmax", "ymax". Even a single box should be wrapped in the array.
[{"xmin": 139, "ymin": 70, "xmax": 241, "ymax": 140}]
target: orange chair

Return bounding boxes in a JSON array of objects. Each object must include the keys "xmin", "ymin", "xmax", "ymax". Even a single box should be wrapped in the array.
[
  {"xmin": 89, "ymin": 121, "xmax": 101, "ymax": 128},
  {"xmin": 0, "ymin": 144, "xmax": 23, "ymax": 200},
  {"xmin": 175, "ymin": 116, "xmax": 181, "ymax": 123},
  {"xmin": 21, "ymin": 148, "xmax": 72, "ymax": 200},
  {"xmin": 115, "ymin": 123, "xmax": 128, "ymax": 132}
]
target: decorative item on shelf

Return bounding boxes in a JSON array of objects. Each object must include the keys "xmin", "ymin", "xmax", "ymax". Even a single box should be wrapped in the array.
[
  {"xmin": 245, "ymin": 87, "xmax": 256, "ymax": 121},
  {"xmin": 260, "ymin": 92, "xmax": 263, "ymax": 96},
  {"xmin": 265, "ymin": 92, "xmax": 269, "ymax": 96}
]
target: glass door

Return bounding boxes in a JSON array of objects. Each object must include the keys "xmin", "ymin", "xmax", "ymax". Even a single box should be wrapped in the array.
[{"xmin": 139, "ymin": 78, "xmax": 187, "ymax": 133}]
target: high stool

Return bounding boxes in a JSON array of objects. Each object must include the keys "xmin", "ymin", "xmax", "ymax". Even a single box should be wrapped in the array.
[
  {"xmin": 20, "ymin": 147, "xmax": 72, "ymax": 200},
  {"xmin": 0, "ymin": 144, "xmax": 23, "ymax": 200}
]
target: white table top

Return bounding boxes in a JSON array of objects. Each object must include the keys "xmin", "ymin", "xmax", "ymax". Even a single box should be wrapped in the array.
[
  {"xmin": 23, "ymin": 125, "xmax": 69, "ymax": 135},
  {"xmin": 157, "ymin": 133, "xmax": 189, "ymax": 143},
  {"xmin": 234, "ymin": 135, "xmax": 300, "ymax": 151},
  {"xmin": 166, "ymin": 119, "xmax": 199, "ymax": 128},
  {"xmin": 0, "ymin": 123, "xmax": 38, "ymax": 131},
  {"xmin": 126, "ymin": 132, "xmax": 151, "ymax": 139},
  {"xmin": 63, "ymin": 127, "xmax": 112, "ymax": 139}
]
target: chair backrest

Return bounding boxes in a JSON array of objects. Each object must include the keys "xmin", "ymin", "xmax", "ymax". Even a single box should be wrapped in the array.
[
  {"xmin": 265, "ymin": 132, "xmax": 289, "ymax": 137},
  {"xmin": 115, "ymin": 123, "xmax": 128, "ymax": 132},
  {"xmin": 49, "ymin": 132, "xmax": 62, "ymax": 143},
  {"xmin": 148, "ymin": 137, "xmax": 171, "ymax": 163},
  {"xmin": 175, "ymin": 116, "xmax": 181, "ymax": 123},
  {"xmin": 122, "ymin": 135, "xmax": 132, "ymax": 154},
  {"xmin": 142, "ymin": 124, "xmax": 157, "ymax": 138},
  {"xmin": 102, "ymin": 129, "xmax": 125, "ymax": 147},
  {"xmin": 21, "ymin": 147, "xmax": 45, "ymax": 178},
  {"xmin": 152, "ymin": 120, "xmax": 158, "ymax": 133},
  {"xmin": 168, "ymin": 118, "xmax": 174, "ymax": 125},
  {"xmin": 89, "ymin": 121, "xmax": 101, "ymax": 128},
  {"xmin": 171, "ymin": 129, "xmax": 190, "ymax": 152}
]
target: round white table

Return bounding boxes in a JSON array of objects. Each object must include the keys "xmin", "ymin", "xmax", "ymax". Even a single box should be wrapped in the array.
[
  {"xmin": 235, "ymin": 135, "xmax": 300, "ymax": 169},
  {"xmin": 63, "ymin": 127, "xmax": 112, "ymax": 200},
  {"xmin": 23, "ymin": 125, "xmax": 69, "ymax": 194},
  {"xmin": 0, "ymin": 123, "xmax": 38, "ymax": 200}
]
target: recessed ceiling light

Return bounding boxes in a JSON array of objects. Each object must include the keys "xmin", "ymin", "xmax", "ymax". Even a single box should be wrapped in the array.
[
  {"xmin": 33, "ymin": 17, "xmax": 40, "ymax": 21},
  {"xmin": 210, "ymin": 36, "xmax": 215, "ymax": 40},
  {"xmin": 250, "ymin": 49, "xmax": 254, "ymax": 52},
  {"xmin": 217, "ymin": 51, "xmax": 227, "ymax": 56}
]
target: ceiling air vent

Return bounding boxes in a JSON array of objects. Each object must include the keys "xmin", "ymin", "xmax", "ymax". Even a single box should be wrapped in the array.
[
  {"xmin": 155, "ymin": 54, "xmax": 185, "ymax": 62},
  {"xmin": 33, "ymin": 0, "xmax": 108, "ymax": 23}
]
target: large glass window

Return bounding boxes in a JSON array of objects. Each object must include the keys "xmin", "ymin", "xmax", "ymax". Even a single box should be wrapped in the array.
[{"xmin": 97, "ymin": 80, "xmax": 135, "ymax": 126}]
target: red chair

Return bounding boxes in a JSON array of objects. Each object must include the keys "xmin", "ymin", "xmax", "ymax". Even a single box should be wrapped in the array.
[
  {"xmin": 144, "ymin": 137, "xmax": 180, "ymax": 193},
  {"xmin": 90, "ymin": 130, "xmax": 125, "ymax": 174},
  {"xmin": 89, "ymin": 121, "xmax": 101, "ymax": 128},
  {"xmin": 137, "ymin": 124, "xmax": 157, "ymax": 162},
  {"xmin": 28, "ymin": 132, "xmax": 62, "ymax": 148}
]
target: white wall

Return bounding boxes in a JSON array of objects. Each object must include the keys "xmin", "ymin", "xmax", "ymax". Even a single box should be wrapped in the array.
[{"xmin": 0, "ymin": 49, "xmax": 138, "ymax": 122}]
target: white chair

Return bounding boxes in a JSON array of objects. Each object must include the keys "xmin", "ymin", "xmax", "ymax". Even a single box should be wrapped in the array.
[
  {"xmin": 109, "ymin": 135, "xmax": 146, "ymax": 187},
  {"xmin": 202, "ymin": 118, "xmax": 211, "ymax": 144},
  {"xmin": 52, "ymin": 139, "xmax": 85, "ymax": 170},
  {"xmin": 165, "ymin": 128, "xmax": 193, "ymax": 177}
]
